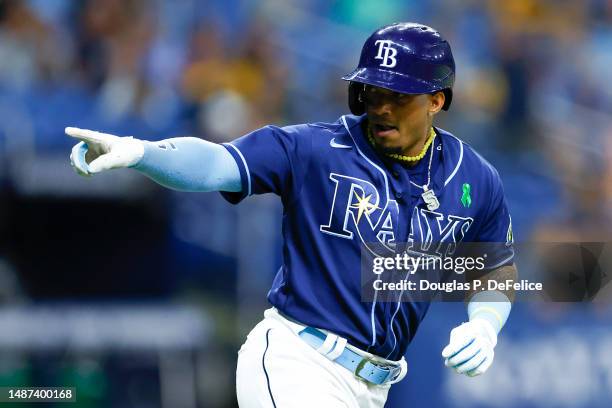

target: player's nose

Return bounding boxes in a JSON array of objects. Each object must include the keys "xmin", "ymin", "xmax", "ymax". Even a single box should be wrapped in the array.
[{"xmin": 368, "ymin": 99, "xmax": 394, "ymax": 116}]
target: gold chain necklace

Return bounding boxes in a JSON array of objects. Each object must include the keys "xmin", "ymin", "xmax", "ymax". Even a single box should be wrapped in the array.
[
  {"xmin": 367, "ymin": 127, "xmax": 436, "ymax": 162},
  {"xmin": 366, "ymin": 126, "xmax": 441, "ymax": 211}
]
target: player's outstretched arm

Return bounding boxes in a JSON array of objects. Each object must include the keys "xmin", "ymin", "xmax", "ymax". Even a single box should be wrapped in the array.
[
  {"xmin": 442, "ymin": 264, "xmax": 517, "ymax": 377},
  {"xmin": 66, "ymin": 127, "xmax": 241, "ymax": 192}
]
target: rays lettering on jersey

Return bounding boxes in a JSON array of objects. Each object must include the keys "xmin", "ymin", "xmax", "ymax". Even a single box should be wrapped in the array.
[
  {"xmin": 408, "ymin": 206, "xmax": 473, "ymax": 258},
  {"xmin": 320, "ymin": 173, "xmax": 398, "ymax": 255}
]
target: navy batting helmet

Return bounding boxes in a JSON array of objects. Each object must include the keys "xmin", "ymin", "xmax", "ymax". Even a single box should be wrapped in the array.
[{"xmin": 342, "ymin": 22, "xmax": 455, "ymax": 115}]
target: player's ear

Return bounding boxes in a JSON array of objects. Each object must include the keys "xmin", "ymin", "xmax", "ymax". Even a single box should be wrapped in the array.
[{"xmin": 428, "ymin": 92, "xmax": 445, "ymax": 115}]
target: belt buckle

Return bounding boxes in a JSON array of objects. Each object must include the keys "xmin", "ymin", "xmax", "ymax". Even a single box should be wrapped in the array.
[
  {"xmin": 354, "ymin": 357, "xmax": 372, "ymax": 380},
  {"xmin": 355, "ymin": 357, "xmax": 399, "ymax": 384}
]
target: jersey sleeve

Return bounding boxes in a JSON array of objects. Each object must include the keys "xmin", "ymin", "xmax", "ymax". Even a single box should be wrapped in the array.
[
  {"xmin": 475, "ymin": 169, "xmax": 515, "ymax": 270},
  {"xmin": 219, "ymin": 124, "xmax": 312, "ymax": 205}
]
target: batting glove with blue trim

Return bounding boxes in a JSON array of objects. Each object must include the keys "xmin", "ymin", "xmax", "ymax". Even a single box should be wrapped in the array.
[
  {"xmin": 441, "ymin": 319, "xmax": 497, "ymax": 377},
  {"xmin": 66, "ymin": 127, "xmax": 144, "ymax": 176}
]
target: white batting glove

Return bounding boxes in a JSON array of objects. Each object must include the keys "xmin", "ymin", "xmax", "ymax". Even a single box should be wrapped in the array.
[
  {"xmin": 441, "ymin": 319, "xmax": 497, "ymax": 377},
  {"xmin": 66, "ymin": 127, "xmax": 145, "ymax": 176}
]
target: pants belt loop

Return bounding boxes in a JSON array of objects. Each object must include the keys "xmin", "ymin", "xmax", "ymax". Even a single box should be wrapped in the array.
[
  {"xmin": 316, "ymin": 333, "xmax": 338, "ymax": 355},
  {"xmin": 325, "ymin": 337, "xmax": 347, "ymax": 361}
]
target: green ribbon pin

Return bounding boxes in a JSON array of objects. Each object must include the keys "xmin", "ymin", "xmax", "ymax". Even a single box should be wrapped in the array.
[{"xmin": 461, "ymin": 183, "xmax": 472, "ymax": 208}]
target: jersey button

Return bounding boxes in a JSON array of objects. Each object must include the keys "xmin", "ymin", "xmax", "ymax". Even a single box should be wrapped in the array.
[
  {"xmin": 395, "ymin": 191, "xmax": 404, "ymax": 199},
  {"xmin": 392, "ymin": 171, "xmax": 400, "ymax": 178}
]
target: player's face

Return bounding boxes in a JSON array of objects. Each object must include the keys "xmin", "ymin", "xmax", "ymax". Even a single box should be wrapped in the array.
[{"xmin": 363, "ymin": 86, "xmax": 444, "ymax": 156}]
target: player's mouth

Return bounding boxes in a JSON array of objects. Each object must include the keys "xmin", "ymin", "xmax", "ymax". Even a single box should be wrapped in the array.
[{"xmin": 371, "ymin": 123, "xmax": 399, "ymax": 138}]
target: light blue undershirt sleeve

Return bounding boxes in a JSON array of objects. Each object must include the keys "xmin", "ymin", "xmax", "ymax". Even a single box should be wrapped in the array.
[
  {"xmin": 467, "ymin": 290, "xmax": 512, "ymax": 334},
  {"xmin": 132, "ymin": 137, "xmax": 242, "ymax": 192}
]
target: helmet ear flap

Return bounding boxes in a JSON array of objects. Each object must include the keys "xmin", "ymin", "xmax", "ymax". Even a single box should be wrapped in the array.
[{"xmin": 348, "ymin": 82, "xmax": 366, "ymax": 115}]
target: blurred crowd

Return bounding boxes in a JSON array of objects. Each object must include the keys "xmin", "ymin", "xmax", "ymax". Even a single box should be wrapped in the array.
[
  {"xmin": 0, "ymin": 0, "xmax": 289, "ymax": 144},
  {"xmin": 0, "ymin": 0, "xmax": 611, "ymax": 407}
]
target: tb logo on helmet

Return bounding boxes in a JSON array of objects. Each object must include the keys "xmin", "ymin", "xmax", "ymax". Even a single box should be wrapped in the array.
[{"xmin": 374, "ymin": 40, "xmax": 398, "ymax": 68}]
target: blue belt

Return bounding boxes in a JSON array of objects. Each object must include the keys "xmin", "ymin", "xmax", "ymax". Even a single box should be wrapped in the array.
[{"xmin": 298, "ymin": 326, "xmax": 401, "ymax": 385}]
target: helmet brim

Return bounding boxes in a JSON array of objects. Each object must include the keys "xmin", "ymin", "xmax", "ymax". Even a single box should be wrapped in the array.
[
  {"xmin": 342, "ymin": 67, "xmax": 449, "ymax": 96},
  {"xmin": 342, "ymin": 68, "xmax": 453, "ymax": 111}
]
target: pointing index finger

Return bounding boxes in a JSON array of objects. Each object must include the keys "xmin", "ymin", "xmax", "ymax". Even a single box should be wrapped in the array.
[{"xmin": 65, "ymin": 127, "xmax": 116, "ymax": 144}]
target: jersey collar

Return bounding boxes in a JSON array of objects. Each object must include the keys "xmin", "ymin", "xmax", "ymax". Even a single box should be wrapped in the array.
[{"xmin": 340, "ymin": 114, "xmax": 465, "ymax": 199}]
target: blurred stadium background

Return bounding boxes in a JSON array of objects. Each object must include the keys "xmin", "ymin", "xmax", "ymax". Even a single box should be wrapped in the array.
[{"xmin": 0, "ymin": 0, "xmax": 611, "ymax": 407}]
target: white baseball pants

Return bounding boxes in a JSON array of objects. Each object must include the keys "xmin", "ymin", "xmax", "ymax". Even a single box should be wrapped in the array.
[{"xmin": 236, "ymin": 308, "xmax": 392, "ymax": 408}]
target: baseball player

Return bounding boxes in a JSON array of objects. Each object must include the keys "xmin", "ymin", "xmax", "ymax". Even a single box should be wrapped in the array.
[{"xmin": 66, "ymin": 23, "xmax": 516, "ymax": 408}]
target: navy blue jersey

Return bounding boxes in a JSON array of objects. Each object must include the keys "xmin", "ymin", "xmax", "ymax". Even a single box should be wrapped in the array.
[{"xmin": 221, "ymin": 114, "xmax": 514, "ymax": 360}]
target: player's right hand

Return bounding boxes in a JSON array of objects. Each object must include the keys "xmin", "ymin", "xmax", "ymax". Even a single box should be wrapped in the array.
[{"xmin": 66, "ymin": 127, "xmax": 145, "ymax": 176}]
